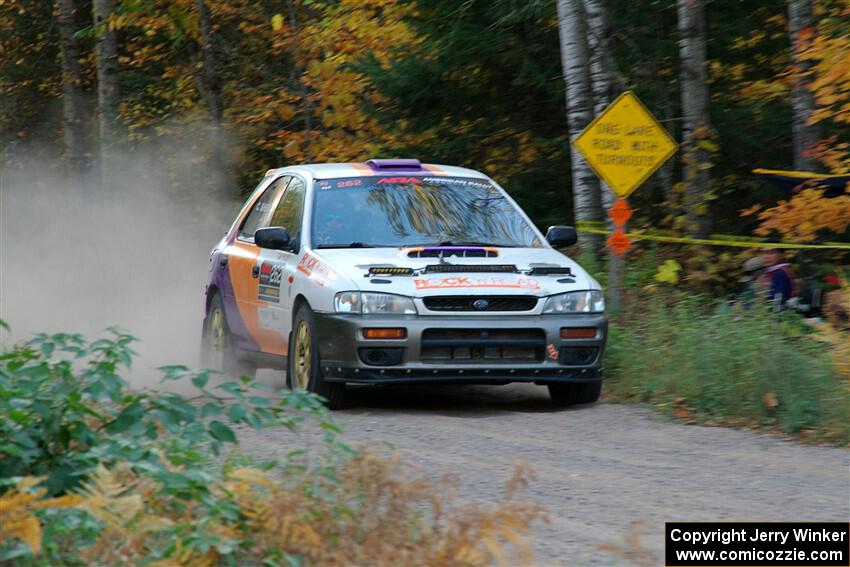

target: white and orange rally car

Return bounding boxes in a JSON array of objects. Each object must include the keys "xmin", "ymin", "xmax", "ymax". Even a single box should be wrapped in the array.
[{"xmin": 202, "ymin": 159, "xmax": 607, "ymax": 408}]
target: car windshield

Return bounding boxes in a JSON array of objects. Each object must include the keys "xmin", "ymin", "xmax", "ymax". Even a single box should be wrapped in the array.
[{"xmin": 310, "ymin": 175, "xmax": 542, "ymax": 249}]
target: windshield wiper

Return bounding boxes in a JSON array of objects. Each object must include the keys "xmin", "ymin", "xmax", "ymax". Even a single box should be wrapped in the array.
[{"xmin": 315, "ymin": 242, "xmax": 375, "ymax": 249}]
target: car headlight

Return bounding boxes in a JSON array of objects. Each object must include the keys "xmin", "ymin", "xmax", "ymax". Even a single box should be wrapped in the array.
[
  {"xmin": 542, "ymin": 290, "xmax": 605, "ymax": 313},
  {"xmin": 334, "ymin": 292, "xmax": 417, "ymax": 315}
]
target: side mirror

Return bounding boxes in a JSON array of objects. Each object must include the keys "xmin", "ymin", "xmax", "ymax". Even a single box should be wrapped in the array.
[
  {"xmin": 254, "ymin": 226, "xmax": 292, "ymax": 251},
  {"xmin": 545, "ymin": 225, "xmax": 578, "ymax": 248}
]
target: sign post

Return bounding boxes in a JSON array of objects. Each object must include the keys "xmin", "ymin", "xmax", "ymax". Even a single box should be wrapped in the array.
[{"xmin": 573, "ymin": 91, "xmax": 677, "ymax": 311}]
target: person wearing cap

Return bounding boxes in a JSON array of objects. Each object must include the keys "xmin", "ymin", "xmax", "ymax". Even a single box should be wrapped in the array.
[
  {"xmin": 736, "ymin": 255, "xmax": 764, "ymax": 308},
  {"xmin": 760, "ymin": 248, "xmax": 798, "ymax": 310}
]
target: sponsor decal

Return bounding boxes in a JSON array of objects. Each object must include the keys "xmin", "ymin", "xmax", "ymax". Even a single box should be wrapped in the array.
[
  {"xmin": 413, "ymin": 276, "xmax": 541, "ymax": 290},
  {"xmin": 257, "ymin": 306, "xmax": 284, "ymax": 330},
  {"xmin": 297, "ymin": 253, "xmax": 336, "ymax": 287},
  {"xmin": 336, "ymin": 179, "xmax": 362, "ymax": 188},
  {"xmin": 318, "ymin": 178, "xmax": 364, "ymax": 190},
  {"xmin": 258, "ymin": 261, "xmax": 283, "ymax": 302},
  {"xmin": 421, "ymin": 177, "xmax": 493, "ymax": 189},
  {"xmin": 377, "ymin": 176, "xmax": 423, "ymax": 184}
]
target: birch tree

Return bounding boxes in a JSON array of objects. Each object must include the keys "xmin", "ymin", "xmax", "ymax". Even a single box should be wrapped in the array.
[
  {"xmin": 556, "ymin": 0, "xmax": 603, "ymax": 255},
  {"xmin": 582, "ymin": 0, "xmax": 625, "ymax": 310},
  {"xmin": 677, "ymin": 0, "xmax": 711, "ymax": 237},
  {"xmin": 57, "ymin": 0, "xmax": 88, "ymax": 177},
  {"xmin": 582, "ymin": 0, "xmax": 629, "ymax": 214},
  {"xmin": 787, "ymin": 0, "xmax": 819, "ymax": 171},
  {"xmin": 93, "ymin": 0, "xmax": 119, "ymax": 180}
]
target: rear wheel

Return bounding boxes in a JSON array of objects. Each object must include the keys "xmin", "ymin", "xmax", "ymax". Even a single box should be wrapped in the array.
[
  {"xmin": 548, "ymin": 381, "xmax": 601, "ymax": 407},
  {"xmin": 288, "ymin": 303, "xmax": 346, "ymax": 409},
  {"xmin": 202, "ymin": 293, "xmax": 256, "ymax": 379}
]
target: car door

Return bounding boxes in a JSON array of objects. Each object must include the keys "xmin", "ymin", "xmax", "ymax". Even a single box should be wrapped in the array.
[
  {"xmin": 262, "ymin": 175, "xmax": 307, "ymax": 345},
  {"xmin": 222, "ymin": 176, "xmax": 290, "ymax": 355}
]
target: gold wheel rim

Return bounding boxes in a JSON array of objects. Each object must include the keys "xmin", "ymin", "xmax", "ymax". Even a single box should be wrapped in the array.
[
  {"xmin": 294, "ymin": 320, "xmax": 311, "ymax": 390},
  {"xmin": 208, "ymin": 306, "xmax": 226, "ymax": 369}
]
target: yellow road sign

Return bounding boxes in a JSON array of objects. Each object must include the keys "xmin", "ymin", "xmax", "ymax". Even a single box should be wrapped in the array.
[{"xmin": 573, "ymin": 91, "xmax": 677, "ymax": 198}]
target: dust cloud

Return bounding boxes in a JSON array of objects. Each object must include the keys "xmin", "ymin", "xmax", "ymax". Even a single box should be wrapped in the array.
[{"xmin": 0, "ymin": 130, "xmax": 244, "ymax": 387}]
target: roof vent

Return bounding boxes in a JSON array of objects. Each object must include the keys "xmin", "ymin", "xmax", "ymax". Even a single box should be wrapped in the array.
[{"xmin": 365, "ymin": 158, "xmax": 422, "ymax": 171}]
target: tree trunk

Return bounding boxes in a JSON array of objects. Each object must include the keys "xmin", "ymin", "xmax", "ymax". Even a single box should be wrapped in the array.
[
  {"xmin": 582, "ymin": 0, "xmax": 625, "ymax": 312},
  {"xmin": 677, "ymin": 0, "xmax": 711, "ymax": 237},
  {"xmin": 582, "ymin": 0, "xmax": 621, "ymax": 211},
  {"xmin": 787, "ymin": 0, "xmax": 819, "ymax": 171},
  {"xmin": 556, "ymin": 0, "xmax": 603, "ymax": 257},
  {"xmin": 93, "ymin": 0, "xmax": 119, "ymax": 183},
  {"xmin": 196, "ymin": 0, "xmax": 223, "ymax": 123},
  {"xmin": 287, "ymin": 1, "xmax": 312, "ymax": 161},
  {"xmin": 196, "ymin": 0, "xmax": 231, "ymax": 196},
  {"xmin": 57, "ymin": 0, "xmax": 88, "ymax": 178}
]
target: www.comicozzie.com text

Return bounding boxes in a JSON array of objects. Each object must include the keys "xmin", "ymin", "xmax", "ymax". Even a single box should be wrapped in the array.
[{"xmin": 670, "ymin": 526, "xmax": 848, "ymax": 546}]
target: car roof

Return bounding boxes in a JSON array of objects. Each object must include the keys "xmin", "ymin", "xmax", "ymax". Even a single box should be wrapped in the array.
[{"xmin": 267, "ymin": 162, "xmax": 490, "ymax": 181}]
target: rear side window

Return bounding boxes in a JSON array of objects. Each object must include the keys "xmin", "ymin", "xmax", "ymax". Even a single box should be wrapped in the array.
[
  {"xmin": 239, "ymin": 177, "xmax": 290, "ymax": 240},
  {"xmin": 268, "ymin": 177, "xmax": 306, "ymax": 250}
]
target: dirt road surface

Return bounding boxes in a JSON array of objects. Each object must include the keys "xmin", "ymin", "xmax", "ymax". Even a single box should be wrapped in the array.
[{"xmin": 239, "ymin": 381, "xmax": 850, "ymax": 566}]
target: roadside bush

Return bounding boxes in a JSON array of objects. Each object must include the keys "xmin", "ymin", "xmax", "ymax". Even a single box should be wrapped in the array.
[
  {"xmin": 0, "ymin": 329, "xmax": 543, "ymax": 565},
  {"xmin": 604, "ymin": 297, "xmax": 850, "ymax": 442},
  {"xmin": 0, "ymin": 328, "xmax": 323, "ymax": 496}
]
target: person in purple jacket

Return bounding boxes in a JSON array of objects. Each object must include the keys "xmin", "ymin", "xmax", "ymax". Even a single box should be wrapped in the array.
[{"xmin": 760, "ymin": 248, "xmax": 798, "ymax": 310}]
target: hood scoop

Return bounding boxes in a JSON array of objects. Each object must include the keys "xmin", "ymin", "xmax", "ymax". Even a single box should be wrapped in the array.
[
  {"xmin": 424, "ymin": 264, "xmax": 517, "ymax": 274},
  {"xmin": 527, "ymin": 266, "xmax": 573, "ymax": 276},
  {"xmin": 407, "ymin": 247, "xmax": 498, "ymax": 258}
]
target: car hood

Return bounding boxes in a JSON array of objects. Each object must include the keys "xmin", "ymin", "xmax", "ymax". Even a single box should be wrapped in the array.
[{"xmin": 310, "ymin": 247, "xmax": 597, "ymax": 297}]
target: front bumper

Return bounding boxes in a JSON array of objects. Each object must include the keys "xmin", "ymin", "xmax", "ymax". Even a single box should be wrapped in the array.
[{"xmin": 313, "ymin": 312, "xmax": 607, "ymax": 385}]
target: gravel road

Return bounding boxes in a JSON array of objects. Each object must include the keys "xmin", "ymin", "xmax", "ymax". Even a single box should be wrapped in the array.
[{"xmin": 239, "ymin": 381, "xmax": 850, "ymax": 566}]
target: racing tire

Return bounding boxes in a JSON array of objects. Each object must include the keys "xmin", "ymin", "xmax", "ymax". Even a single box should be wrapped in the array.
[
  {"xmin": 288, "ymin": 303, "xmax": 346, "ymax": 409},
  {"xmin": 201, "ymin": 293, "xmax": 256, "ymax": 380},
  {"xmin": 548, "ymin": 381, "xmax": 602, "ymax": 407}
]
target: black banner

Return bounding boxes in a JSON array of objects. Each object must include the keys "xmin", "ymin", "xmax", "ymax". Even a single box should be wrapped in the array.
[{"xmin": 666, "ymin": 522, "xmax": 849, "ymax": 566}]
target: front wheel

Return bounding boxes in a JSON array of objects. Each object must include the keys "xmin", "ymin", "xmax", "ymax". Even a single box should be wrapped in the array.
[
  {"xmin": 288, "ymin": 304, "xmax": 346, "ymax": 409},
  {"xmin": 548, "ymin": 381, "xmax": 601, "ymax": 407}
]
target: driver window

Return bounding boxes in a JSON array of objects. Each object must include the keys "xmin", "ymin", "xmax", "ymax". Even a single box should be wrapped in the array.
[
  {"xmin": 268, "ymin": 177, "xmax": 306, "ymax": 251},
  {"xmin": 238, "ymin": 177, "xmax": 290, "ymax": 241}
]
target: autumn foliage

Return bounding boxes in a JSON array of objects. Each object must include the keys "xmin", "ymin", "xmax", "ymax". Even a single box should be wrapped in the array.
[
  {"xmin": 0, "ymin": 330, "xmax": 544, "ymax": 565},
  {"xmin": 745, "ymin": 0, "xmax": 850, "ymax": 242},
  {"xmin": 742, "ymin": 187, "xmax": 850, "ymax": 242}
]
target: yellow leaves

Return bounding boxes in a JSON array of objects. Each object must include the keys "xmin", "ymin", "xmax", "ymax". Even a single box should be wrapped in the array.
[
  {"xmin": 238, "ymin": 0, "xmax": 421, "ymax": 164},
  {"xmin": 74, "ymin": 464, "xmax": 174, "ymax": 543},
  {"xmin": 276, "ymin": 102, "xmax": 296, "ymax": 122},
  {"xmin": 732, "ymin": 30, "xmax": 767, "ymax": 50},
  {"xmin": 283, "ymin": 139, "xmax": 300, "ymax": 159},
  {"xmin": 0, "ymin": 477, "xmax": 82, "ymax": 555},
  {"xmin": 755, "ymin": 187, "xmax": 850, "ymax": 241},
  {"xmin": 3, "ymin": 515, "xmax": 41, "ymax": 554},
  {"xmin": 655, "ymin": 259, "xmax": 682, "ymax": 284},
  {"xmin": 271, "ymin": 13, "xmax": 284, "ymax": 31},
  {"xmin": 740, "ymin": 203, "xmax": 762, "ymax": 217},
  {"xmin": 798, "ymin": 2, "xmax": 850, "ymax": 138},
  {"xmin": 0, "ymin": 453, "xmax": 545, "ymax": 566}
]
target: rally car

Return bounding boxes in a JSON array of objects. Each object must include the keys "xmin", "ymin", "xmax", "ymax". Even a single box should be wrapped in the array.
[{"xmin": 201, "ymin": 159, "xmax": 607, "ymax": 408}]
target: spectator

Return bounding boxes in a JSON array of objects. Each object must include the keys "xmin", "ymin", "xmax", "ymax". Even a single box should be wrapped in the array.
[
  {"xmin": 735, "ymin": 256, "xmax": 764, "ymax": 308},
  {"xmin": 760, "ymin": 248, "xmax": 798, "ymax": 310}
]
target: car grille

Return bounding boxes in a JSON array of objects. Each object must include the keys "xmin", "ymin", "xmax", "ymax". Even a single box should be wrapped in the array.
[
  {"xmin": 423, "ymin": 295, "xmax": 538, "ymax": 312},
  {"xmin": 421, "ymin": 328, "xmax": 545, "ymax": 363}
]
